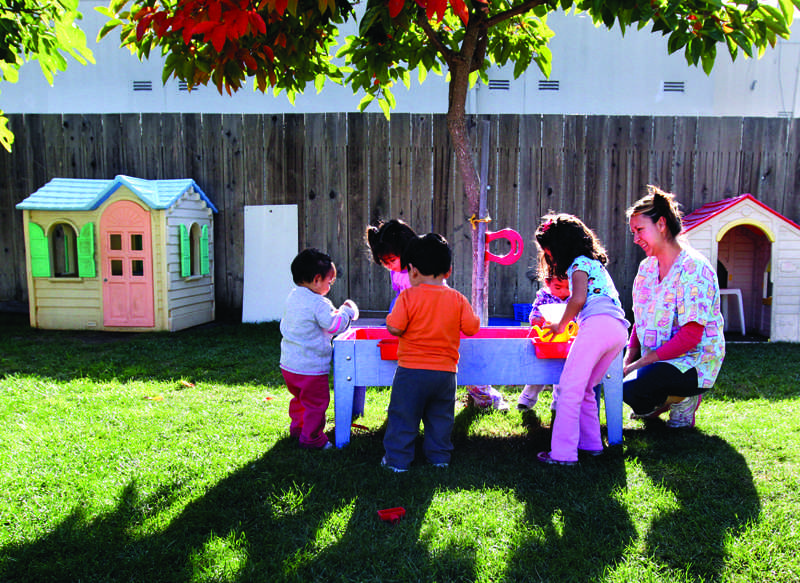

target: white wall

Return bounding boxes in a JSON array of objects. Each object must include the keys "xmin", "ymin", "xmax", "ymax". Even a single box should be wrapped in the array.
[{"xmin": 3, "ymin": 0, "xmax": 800, "ymax": 117}]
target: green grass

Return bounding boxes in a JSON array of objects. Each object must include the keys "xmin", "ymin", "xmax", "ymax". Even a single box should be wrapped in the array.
[{"xmin": 1, "ymin": 311, "xmax": 798, "ymax": 583}]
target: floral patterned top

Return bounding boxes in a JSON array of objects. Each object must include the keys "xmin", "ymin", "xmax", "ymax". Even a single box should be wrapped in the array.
[
  {"xmin": 631, "ymin": 246, "xmax": 726, "ymax": 388},
  {"xmin": 567, "ymin": 256, "xmax": 628, "ymax": 327}
]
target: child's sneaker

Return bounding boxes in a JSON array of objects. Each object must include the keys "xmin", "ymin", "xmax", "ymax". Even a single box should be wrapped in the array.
[
  {"xmin": 666, "ymin": 394, "xmax": 702, "ymax": 428},
  {"xmin": 630, "ymin": 401, "xmax": 671, "ymax": 420},
  {"xmin": 381, "ymin": 456, "xmax": 408, "ymax": 473},
  {"xmin": 517, "ymin": 384, "xmax": 541, "ymax": 410}
]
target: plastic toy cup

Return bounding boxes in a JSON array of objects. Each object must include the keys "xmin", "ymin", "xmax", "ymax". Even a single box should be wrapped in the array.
[
  {"xmin": 343, "ymin": 299, "xmax": 359, "ymax": 320},
  {"xmin": 538, "ymin": 303, "xmax": 567, "ymax": 324}
]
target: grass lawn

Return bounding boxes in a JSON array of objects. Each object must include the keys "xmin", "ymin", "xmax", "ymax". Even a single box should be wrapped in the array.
[{"xmin": 1, "ymin": 311, "xmax": 798, "ymax": 583}]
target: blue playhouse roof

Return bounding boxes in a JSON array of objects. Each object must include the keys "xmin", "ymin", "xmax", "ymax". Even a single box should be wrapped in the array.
[{"xmin": 16, "ymin": 175, "xmax": 218, "ymax": 213}]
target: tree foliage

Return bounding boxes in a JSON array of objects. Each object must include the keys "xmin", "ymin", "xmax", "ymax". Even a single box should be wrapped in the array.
[
  {"xmin": 0, "ymin": 0, "xmax": 95, "ymax": 151},
  {"xmin": 100, "ymin": 0, "xmax": 796, "ymax": 313},
  {"xmin": 97, "ymin": 0, "xmax": 354, "ymax": 99}
]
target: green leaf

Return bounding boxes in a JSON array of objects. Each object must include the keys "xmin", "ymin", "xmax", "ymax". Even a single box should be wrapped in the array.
[
  {"xmin": 379, "ymin": 97, "xmax": 391, "ymax": 119},
  {"xmin": 358, "ymin": 92, "xmax": 375, "ymax": 111},
  {"xmin": 779, "ymin": 0, "xmax": 794, "ymax": 25},
  {"xmin": 0, "ymin": 114, "xmax": 14, "ymax": 153},
  {"xmin": 701, "ymin": 44, "xmax": 716, "ymax": 75},
  {"xmin": 418, "ymin": 62, "xmax": 428, "ymax": 84}
]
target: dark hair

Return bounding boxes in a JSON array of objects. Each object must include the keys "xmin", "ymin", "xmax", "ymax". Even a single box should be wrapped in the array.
[
  {"xmin": 401, "ymin": 233, "xmax": 452, "ymax": 277},
  {"xmin": 365, "ymin": 219, "xmax": 417, "ymax": 264},
  {"xmin": 626, "ymin": 185, "xmax": 683, "ymax": 238},
  {"xmin": 290, "ymin": 248, "xmax": 335, "ymax": 284},
  {"xmin": 535, "ymin": 213, "xmax": 608, "ymax": 280}
]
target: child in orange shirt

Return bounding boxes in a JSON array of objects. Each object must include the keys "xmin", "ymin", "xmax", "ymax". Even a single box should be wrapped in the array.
[{"xmin": 382, "ymin": 233, "xmax": 481, "ymax": 472}]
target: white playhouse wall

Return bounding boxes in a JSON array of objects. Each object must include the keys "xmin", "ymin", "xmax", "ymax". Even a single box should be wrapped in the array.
[
  {"xmin": 770, "ymin": 222, "xmax": 800, "ymax": 342},
  {"xmin": 163, "ymin": 188, "xmax": 216, "ymax": 331},
  {"xmin": 684, "ymin": 197, "xmax": 800, "ymax": 342}
]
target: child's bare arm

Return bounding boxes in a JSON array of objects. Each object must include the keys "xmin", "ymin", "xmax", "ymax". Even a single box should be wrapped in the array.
[
  {"xmin": 387, "ymin": 324, "xmax": 404, "ymax": 337},
  {"xmin": 529, "ymin": 316, "xmax": 546, "ymax": 327}
]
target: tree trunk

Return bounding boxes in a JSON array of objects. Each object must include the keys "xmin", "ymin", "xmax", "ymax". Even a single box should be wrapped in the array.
[{"xmin": 445, "ymin": 23, "xmax": 486, "ymax": 320}]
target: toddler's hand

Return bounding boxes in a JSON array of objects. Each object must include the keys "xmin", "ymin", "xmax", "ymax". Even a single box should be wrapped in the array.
[{"xmin": 342, "ymin": 299, "xmax": 359, "ymax": 321}]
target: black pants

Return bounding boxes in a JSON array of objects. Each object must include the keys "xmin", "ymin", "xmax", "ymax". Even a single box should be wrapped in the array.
[{"xmin": 623, "ymin": 362, "xmax": 702, "ymax": 415}]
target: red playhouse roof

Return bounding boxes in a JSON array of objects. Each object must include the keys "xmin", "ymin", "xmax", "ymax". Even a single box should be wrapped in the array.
[{"xmin": 682, "ymin": 193, "xmax": 800, "ymax": 233}]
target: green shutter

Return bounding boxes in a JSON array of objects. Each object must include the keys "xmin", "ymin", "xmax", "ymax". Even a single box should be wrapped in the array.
[
  {"xmin": 77, "ymin": 222, "xmax": 96, "ymax": 278},
  {"xmin": 29, "ymin": 223, "xmax": 50, "ymax": 277},
  {"xmin": 200, "ymin": 224, "xmax": 210, "ymax": 276},
  {"xmin": 179, "ymin": 224, "xmax": 190, "ymax": 277}
]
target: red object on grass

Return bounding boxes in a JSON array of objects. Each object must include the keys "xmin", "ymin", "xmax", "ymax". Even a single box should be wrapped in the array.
[{"xmin": 377, "ymin": 507, "xmax": 406, "ymax": 523}]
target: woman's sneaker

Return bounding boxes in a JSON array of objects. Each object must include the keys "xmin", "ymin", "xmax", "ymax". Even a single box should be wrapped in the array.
[{"xmin": 666, "ymin": 394, "xmax": 702, "ymax": 428}]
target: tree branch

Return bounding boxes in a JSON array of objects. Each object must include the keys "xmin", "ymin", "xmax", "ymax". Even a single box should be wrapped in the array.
[
  {"xmin": 415, "ymin": 7, "xmax": 458, "ymax": 65},
  {"xmin": 486, "ymin": 0, "xmax": 551, "ymax": 28}
]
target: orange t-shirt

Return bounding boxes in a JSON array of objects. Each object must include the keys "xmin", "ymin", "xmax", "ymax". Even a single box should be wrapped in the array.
[{"xmin": 386, "ymin": 284, "xmax": 481, "ymax": 372}]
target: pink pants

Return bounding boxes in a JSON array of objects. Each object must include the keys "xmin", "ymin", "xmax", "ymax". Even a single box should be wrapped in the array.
[
  {"xmin": 550, "ymin": 314, "xmax": 628, "ymax": 462},
  {"xmin": 281, "ymin": 369, "xmax": 330, "ymax": 448}
]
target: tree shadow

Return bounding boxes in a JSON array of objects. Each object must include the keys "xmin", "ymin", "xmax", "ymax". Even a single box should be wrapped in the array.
[
  {"xmin": 0, "ymin": 417, "xmax": 758, "ymax": 582},
  {"xmin": 0, "ymin": 314, "xmax": 761, "ymax": 581},
  {"xmin": 623, "ymin": 421, "xmax": 761, "ymax": 580}
]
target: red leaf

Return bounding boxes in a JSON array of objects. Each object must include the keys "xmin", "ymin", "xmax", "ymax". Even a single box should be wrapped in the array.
[
  {"xmin": 209, "ymin": 2, "xmax": 222, "ymax": 21},
  {"xmin": 183, "ymin": 23, "xmax": 194, "ymax": 44},
  {"xmin": 275, "ymin": 0, "xmax": 288, "ymax": 15},
  {"xmin": 248, "ymin": 12, "xmax": 267, "ymax": 34},
  {"xmin": 450, "ymin": 0, "xmax": 468, "ymax": 25},
  {"xmin": 388, "ymin": 0, "xmax": 405, "ymax": 18},
  {"xmin": 264, "ymin": 46, "xmax": 274, "ymax": 61},
  {"xmin": 192, "ymin": 21, "xmax": 219, "ymax": 35},
  {"xmin": 136, "ymin": 17, "xmax": 149, "ymax": 41},
  {"xmin": 431, "ymin": 0, "xmax": 446, "ymax": 21},
  {"xmin": 211, "ymin": 25, "xmax": 227, "ymax": 52}
]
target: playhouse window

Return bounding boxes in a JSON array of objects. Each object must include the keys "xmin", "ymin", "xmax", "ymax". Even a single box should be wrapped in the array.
[
  {"xmin": 179, "ymin": 223, "xmax": 210, "ymax": 278},
  {"xmin": 51, "ymin": 223, "xmax": 78, "ymax": 277},
  {"xmin": 190, "ymin": 224, "xmax": 201, "ymax": 275},
  {"xmin": 131, "ymin": 234, "xmax": 143, "ymax": 251}
]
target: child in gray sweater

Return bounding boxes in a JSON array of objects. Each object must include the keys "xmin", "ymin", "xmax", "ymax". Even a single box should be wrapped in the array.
[{"xmin": 280, "ymin": 248, "xmax": 358, "ymax": 449}]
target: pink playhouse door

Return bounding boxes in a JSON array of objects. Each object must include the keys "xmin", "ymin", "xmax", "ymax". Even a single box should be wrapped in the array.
[{"xmin": 100, "ymin": 200, "xmax": 155, "ymax": 327}]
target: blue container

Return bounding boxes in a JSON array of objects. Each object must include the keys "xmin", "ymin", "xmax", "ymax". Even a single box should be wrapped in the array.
[{"xmin": 513, "ymin": 303, "xmax": 533, "ymax": 322}]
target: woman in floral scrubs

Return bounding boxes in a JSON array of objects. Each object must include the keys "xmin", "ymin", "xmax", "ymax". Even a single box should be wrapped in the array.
[{"xmin": 622, "ymin": 186, "xmax": 726, "ymax": 428}]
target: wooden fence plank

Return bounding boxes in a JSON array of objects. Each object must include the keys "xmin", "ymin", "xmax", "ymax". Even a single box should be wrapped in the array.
[
  {"xmin": 262, "ymin": 114, "xmax": 284, "ymax": 205},
  {"xmin": 410, "ymin": 114, "xmax": 433, "ymax": 233},
  {"xmin": 366, "ymin": 113, "xmax": 392, "ymax": 310},
  {"xmin": 346, "ymin": 114, "xmax": 370, "ymax": 306},
  {"xmin": 221, "ymin": 114, "xmax": 245, "ymax": 311},
  {"xmin": 161, "ymin": 114, "xmax": 186, "ymax": 179}
]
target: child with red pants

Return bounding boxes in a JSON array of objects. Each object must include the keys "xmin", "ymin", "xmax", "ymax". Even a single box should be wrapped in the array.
[{"xmin": 280, "ymin": 248, "xmax": 358, "ymax": 449}]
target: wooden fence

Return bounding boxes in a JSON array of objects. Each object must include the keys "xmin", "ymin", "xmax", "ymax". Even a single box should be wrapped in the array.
[{"xmin": 1, "ymin": 113, "xmax": 798, "ymax": 318}]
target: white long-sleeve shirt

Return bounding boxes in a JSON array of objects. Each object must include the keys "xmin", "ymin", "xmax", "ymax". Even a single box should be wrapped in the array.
[{"xmin": 279, "ymin": 286, "xmax": 355, "ymax": 375}]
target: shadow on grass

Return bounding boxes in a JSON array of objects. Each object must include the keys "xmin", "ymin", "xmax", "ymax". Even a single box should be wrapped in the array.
[
  {"xmin": 0, "ymin": 314, "xmax": 761, "ymax": 581},
  {"xmin": 0, "ymin": 414, "xmax": 760, "ymax": 583},
  {"xmin": 623, "ymin": 420, "xmax": 761, "ymax": 580},
  {"xmin": 0, "ymin": 312, "xmax": 285, "ymax": 387}
]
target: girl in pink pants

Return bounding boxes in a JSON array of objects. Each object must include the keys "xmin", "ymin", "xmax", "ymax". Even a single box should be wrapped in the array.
[{"xmin": 533, "ymin": 213, "xmax": 629, "ymax": 465}]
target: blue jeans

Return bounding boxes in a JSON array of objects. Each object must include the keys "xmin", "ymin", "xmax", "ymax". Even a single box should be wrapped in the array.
[{"xmin": 383, "ymin": 366, "xmax": 457, "ymax": 469}]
